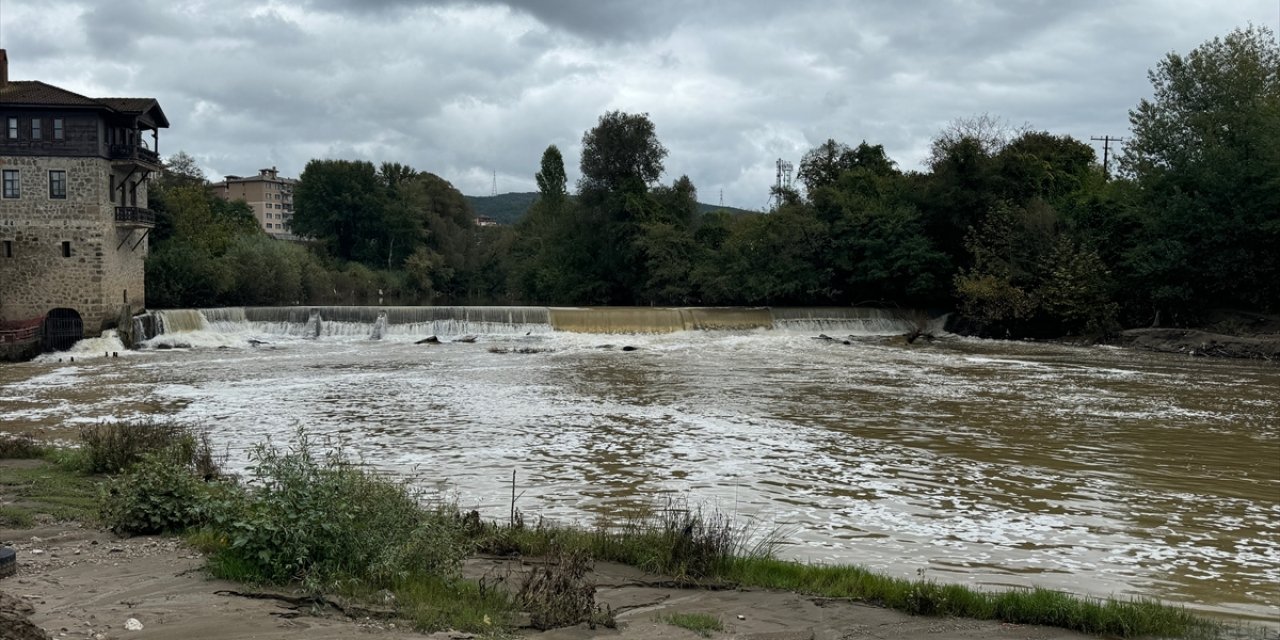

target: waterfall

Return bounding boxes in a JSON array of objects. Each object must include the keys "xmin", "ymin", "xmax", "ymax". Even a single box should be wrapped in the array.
[
  {"xmin": 304, "ymin": 309, "xmax": 322, "ymax": 339},
  {"xmin": 153, "ymin": 309, "xmax": 208, "ymax": 334},
  {"xmin": 770, "ymin": 307, "xmax": 931, "ymax": 335},
  {"xmin": 370, "ymin": 311, "xmax": 388, "ymax": 341},
  {"xmin": 548, "ymin": 307, "xmax": 773, "ymax": 333},
  {"xmin": 135, "ymin": 305, "xmax": 948, "ymax": 340}
]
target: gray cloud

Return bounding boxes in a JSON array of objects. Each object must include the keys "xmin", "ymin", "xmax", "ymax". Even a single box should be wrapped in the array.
[{"xmin": 2, "ymin": 0, "xmax": 1274, "ymax": 208}]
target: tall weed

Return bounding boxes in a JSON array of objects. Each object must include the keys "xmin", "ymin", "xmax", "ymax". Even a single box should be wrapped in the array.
[{"xmin": 79, "ymin": 420, "xmax": 220, "ymax": 477}]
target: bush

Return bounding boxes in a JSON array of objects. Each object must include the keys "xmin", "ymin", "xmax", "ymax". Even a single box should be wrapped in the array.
[
  {"xmin": 79, "ymin": 420, "xmax": 220, "ymax": 477},
  {"xmin": 99, "ymin": 448, "xmax": 227, "ymax": 535},
  {"xmin": 212, "ymin": 433, "xmax": 469, "ymax": 591},
  {"xmin": 0, "ymin": 435, "xmax": 46, "ymax": 459}
]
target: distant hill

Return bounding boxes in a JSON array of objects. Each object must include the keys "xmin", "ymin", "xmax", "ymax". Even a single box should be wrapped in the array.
[
  {"xmin": 464, "ymin": 193, "xmax": 539, "ymax": 225},
  {"xmin": 466, "ymin": 192, "xmax": 757, "ymax": 225}
]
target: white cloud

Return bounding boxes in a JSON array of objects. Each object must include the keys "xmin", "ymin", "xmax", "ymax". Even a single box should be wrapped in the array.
[{"xmin": 2, "ymin": 0, "xmax": 1274, "ymax": 208}]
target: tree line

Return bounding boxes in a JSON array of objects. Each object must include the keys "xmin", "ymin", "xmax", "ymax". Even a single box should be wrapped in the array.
[{"xmin": 147, "ymin": 26, "xmax": 1278, "ymax": 337}]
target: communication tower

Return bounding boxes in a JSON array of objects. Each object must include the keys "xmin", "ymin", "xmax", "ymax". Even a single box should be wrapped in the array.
[
  {"xmin": 491, "ymin": 170, "xmax": 498, "ymax": 197},
  {"xmin": 767, "ymin": 158, "xmax": 794, "ymax": 209}
]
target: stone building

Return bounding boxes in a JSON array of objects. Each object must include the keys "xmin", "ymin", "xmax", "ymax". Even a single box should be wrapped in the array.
[
  {"xmin": 209, "ymin": 166, "xmax": 297, "ymax": 238},
  {"xmin": 0, "ymin": 49, "xmax": 168, "ymax": 358}
]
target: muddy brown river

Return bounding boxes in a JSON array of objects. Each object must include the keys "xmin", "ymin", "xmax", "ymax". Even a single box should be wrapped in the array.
[{"xmin": 1, "ymin": 308, "xmax": 1277, "ymax": 625}]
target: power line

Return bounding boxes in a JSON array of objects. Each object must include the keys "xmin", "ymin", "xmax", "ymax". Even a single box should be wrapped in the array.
[{"xmin": 1090, "ymin": 135, "xmax": 1125, "ymax": 180}]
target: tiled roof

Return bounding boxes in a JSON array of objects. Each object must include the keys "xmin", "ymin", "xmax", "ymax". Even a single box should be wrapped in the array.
[
  {"xmin": 96, "ymin": 97, "xmax": 158, "ymax": 113},
  {"xmin": 0, "ymin": 80, "xmax": 101, "ymax": 106},
  {"xmin": 1, "ymin": 81, "xmax": 168, "ymax": 127}
]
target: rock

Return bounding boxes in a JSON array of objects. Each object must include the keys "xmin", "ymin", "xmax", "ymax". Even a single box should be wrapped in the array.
[
  {"xmin": 123, "ymin": 617, "xmax": 143, "ymax": 631},
  {"xmin": 620, "ymin": 345, "xmax": 638, "ymax": 352},
  {"xmin": 455, "ymin": 335, "xmax": 477, "ymax": 343},
  {"xmin": 415, "ymin": 336, "xmax": 441, "ymax": 345},
  {"xmin": 0, "ymin": 591, "xmax": 49, "ymax": 640}
]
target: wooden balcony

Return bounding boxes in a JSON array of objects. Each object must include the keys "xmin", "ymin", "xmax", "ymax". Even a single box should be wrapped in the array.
[
  {"xmin": 108, "ymin": 144, "xmax": 161, "ymax": 166},
  {"xmin": 114, "ymin": 206, "xmax": 156, "ymax": 228}
]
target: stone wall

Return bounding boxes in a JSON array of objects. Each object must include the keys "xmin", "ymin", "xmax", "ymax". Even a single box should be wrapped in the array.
[{"xmin": 0, "ymin": 155, "xmax": 148, "ymax": 334}]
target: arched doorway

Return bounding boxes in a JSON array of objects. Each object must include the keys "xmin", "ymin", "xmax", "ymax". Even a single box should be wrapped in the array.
[{"xmin": 43, "ymin": 308, "xmax": 84, "ymax": 352}]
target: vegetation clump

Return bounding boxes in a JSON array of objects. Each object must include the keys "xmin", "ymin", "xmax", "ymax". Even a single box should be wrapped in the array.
[
  {"xmin": 661, "ymin": 612, "xmax": 723, "ymax": 637},
  {"xmin": 202, "ymin": 434, "xmax": 471, "ymax": 592},
  {"xmin": 79, "ymin": 419, "xmax": 220, "ymax": 477}
]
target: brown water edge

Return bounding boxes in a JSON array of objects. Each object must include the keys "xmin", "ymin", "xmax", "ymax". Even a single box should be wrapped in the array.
[{"xmin": 1, "ymin": 331, "xmax": 1277, "ymax": 626}]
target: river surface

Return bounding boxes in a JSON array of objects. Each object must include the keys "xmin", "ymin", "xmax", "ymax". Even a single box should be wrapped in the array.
[{"xmin": 1, "ymin": 318, "xmax": 1277, "ymax": 624}]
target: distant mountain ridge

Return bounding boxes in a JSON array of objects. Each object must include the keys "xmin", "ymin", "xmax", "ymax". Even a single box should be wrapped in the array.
[{"xmin": 465, "ymin": 192, "xmax": 756, "ymax": 225}]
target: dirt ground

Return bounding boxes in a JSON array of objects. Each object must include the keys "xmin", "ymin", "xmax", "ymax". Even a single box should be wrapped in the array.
[
  {"xmin": 0, "ymin": 524, "xmax": 1096, "ymax": 640},
  {"xmin": 1114, "ymin": 309, "xmax": 1280, "ymax": 360}
]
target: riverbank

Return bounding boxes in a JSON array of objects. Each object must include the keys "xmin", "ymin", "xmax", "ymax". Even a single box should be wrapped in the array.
[
  {"xmin": 0, "ymin": 523, "xmax": 1107, "ymax": 640},
  {"xmin": 0, "ymin": 427, "xmax": 1233, "ymax": 639}
]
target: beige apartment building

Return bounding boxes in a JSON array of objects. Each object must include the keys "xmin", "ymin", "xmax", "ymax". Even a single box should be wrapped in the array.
[{"xmin": 209, "ymin": 167, "xmax": 296, "ymax": 237}]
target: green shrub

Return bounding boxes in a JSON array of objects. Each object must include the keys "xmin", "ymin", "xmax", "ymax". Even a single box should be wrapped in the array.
[
  {"xmin": 98, "ymin": 448, "xmax": 227, "ymax": 535},
  {"xmin": 0, "ymin": 434, "xmax": 46, "ymax": 459},
  {"xmin": 79, "ymin": 420, "xmax": 220, "ymax": 477},
  {"xmin": 211, "ymin": 433, "xmax": 469, "ymax": 591}
]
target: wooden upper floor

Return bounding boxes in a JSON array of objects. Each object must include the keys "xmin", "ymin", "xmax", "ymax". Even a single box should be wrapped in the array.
[{"xmin": 0, "ymin": 50, "xmax": 168, "ymax": 168}]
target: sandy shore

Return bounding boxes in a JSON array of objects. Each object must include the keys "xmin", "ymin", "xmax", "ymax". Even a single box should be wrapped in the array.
[{"xmin": 0, "ymin": 522, "xmax": 1095, "ymax": 640}]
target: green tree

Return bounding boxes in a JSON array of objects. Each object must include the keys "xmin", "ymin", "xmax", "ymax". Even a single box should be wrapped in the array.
[
  {"xmin": 574, "ymin": 111, "xmax": 670, "ymax": 304},
  {"xmin": 1120, "ymin": 25, "xmax": 1280, "ymax": 316},
  {"xmin": 797, "ymin": 139, "xmax": 854, "ymax": 194},
  {"xmin": 292, "ymin": 159, "xmax": 387, "ymax": 263},
  {"xmin": 579, "ymin": 111, "xmax": 668, "ymax": 197},
  {"xmin": 534, "ymin": 145, "xmax": 568, "ymax": 205}
]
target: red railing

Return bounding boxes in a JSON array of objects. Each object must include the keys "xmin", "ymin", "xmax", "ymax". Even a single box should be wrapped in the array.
[{"xmin": 0, "ymin": 318, "xmax": 41, "ymax": 344}]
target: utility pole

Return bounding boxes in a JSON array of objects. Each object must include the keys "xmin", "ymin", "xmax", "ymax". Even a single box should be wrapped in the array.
[{"xmin": 1091, "ymin": 135, "xmax": 1125, "ymax": 180}]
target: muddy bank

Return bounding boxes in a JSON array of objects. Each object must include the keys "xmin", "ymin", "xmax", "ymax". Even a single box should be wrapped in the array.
[
  {"xmin": 0, "ymin": 524, "xmax": 1095, "ymax": 640},
  {"xmin": 1115, "ymin": 328, "xmax": 1280, "ymax": 360}
]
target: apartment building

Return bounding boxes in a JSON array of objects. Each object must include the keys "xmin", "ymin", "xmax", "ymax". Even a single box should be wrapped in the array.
[{"xmin": 209, "ymin": 166, "xmax": 297, "ymax": 237}]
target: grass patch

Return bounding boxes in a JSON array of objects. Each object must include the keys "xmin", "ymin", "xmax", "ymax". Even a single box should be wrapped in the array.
[
  {"xmin": 661, "ymin": 612, "xmax": 723, "ymax": 637},
  {"xmin": 0, "ymin": 459, "xmax": 101, "ymax": 526},
  {"xmin": 476, "ymin": 500, "xmax": 774, "ymax": 585},
  {"xmin": 717, "ymin": 558, "xmax": 1218, "ymax": 639},
  {"xmin": 472, "ymin": 506, "xmax": 1218, "ymax": 639}
]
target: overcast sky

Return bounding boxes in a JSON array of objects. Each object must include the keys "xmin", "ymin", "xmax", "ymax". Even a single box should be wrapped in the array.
[{"xmin": 3, "ymin": 1, "xmax": 1276, "ymax": 209}]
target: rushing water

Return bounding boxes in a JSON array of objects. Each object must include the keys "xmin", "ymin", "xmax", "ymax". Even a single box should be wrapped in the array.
[{"xmin": 1, "ymin": 307, "xmax": 1277, "ymax": 625}]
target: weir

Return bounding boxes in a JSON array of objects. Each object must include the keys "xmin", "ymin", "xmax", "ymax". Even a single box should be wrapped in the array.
[{"xmin": 132, "ymin": 305, "xmax": 943, "ymax": 341}]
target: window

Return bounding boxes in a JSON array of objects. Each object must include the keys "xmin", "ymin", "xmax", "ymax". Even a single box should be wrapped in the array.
[
  {"xmin": 6, "ymin": 117, "xmax": 16, "ymax": 139},
  {"xmin": 49, "ymin": 170, "xmax": 67, "ymax": 199},
  {"xmin": 2, "ymin": 170, "xmax": 17, "ymax": 198},
  {"xmin": 53, "ymin": 118, "xmax": 64, "ymax": 140},
  {"xmin": 31, "ymin": 119, "xmax": 41, "ymax": 140},
  {"xmin": 61, "ymin": 241, "xmax": 71, "ymax": 258},
  {"xmin": 3, "ymin": 240, "xmax": 12, "ymax": 258},
  {"xmin": 266, "ymin": 223, "xmax": 274, "ymax": 229}
]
